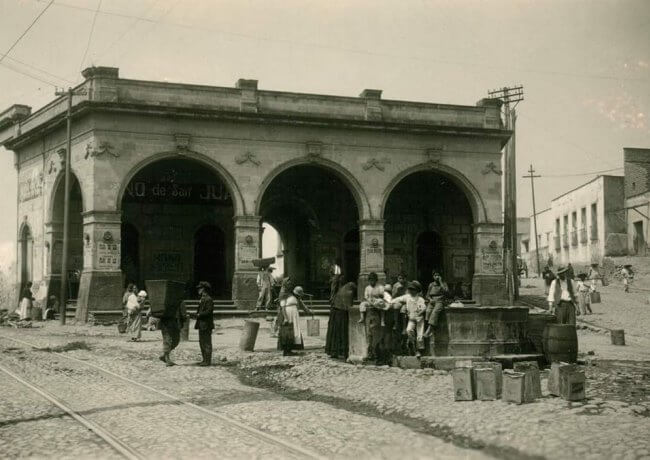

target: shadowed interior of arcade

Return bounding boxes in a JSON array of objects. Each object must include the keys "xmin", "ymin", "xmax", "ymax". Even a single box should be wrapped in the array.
[
  {"xmin": 48, "ymin": 174, "xmax": 83, "ymax": 302},
  {"xmin": 259, "ymin": 165, "xmax": 360, "ymax": 298},
  {"xmin": 121, "ymin": 158, "xmax": 234, "ymax": 299},
  {"xmin": 384, "ymin": 171, "xmax": 474, "ymax": 299}
]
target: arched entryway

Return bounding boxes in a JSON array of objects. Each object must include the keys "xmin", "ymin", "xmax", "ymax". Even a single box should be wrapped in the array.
[
  {"xmin": 384, "ymin": 170, "xmax": 474, "ymax": 298},
  {"xmin": 18, "ymin": 223, "xmax": 33, "ymax": 295},
  {"xmin": 258, "ymin": 165, "xmax": 360, "ymax": 297},
  {"xmin": 121, "ymin": 158, "xmax": 234, "ymax": 298},
  {"xmin": 50, "ymin": 174, "xmax": 84, "ymax": 301}
]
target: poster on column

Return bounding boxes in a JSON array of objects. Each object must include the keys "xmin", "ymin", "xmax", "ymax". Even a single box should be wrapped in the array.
[
  {"xmin": 96, "ymin": 241, "xmax": 120, "ymax": 270},
  {"xmin": 238, "ymin": 243, "xmax": 258, "ymax": 268}
]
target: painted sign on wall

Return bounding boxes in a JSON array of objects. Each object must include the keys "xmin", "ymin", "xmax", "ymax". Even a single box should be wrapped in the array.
[
  {"xmin": 19, "ymin": 168, "xmax": 43, "ymax": 202},
  {"xmin": 123, "ymin": 181, "xmax": 231, "ymax": 205},
  {"xmin": 97, "ymin": 242, "xmax": 120, "ymax": 270}
]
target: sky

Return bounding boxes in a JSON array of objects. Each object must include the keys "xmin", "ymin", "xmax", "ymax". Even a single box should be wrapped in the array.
[{"xmin": 0, "ymin": 0, "xmax": 649, "ymax": 265}]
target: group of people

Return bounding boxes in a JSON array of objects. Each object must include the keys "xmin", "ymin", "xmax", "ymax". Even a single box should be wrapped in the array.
[
  {"xmin": 120, "ymin": 281, "xmax": 215, "ymax": 367},
  {"xmin": 16, "ymin": 282, "xmax": 58, "ymax": 321},
  {"xmin": 325, "ymin": 270, "xmax": 455, "ymax": 360}
]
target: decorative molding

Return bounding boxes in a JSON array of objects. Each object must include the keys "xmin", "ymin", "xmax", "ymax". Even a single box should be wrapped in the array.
[
  {"xmin": 85, "ymin": 141, "xmax": 118, "ymax": 159},
  {"xmin": 362, "ymin": 157, "xmax": 390, "ymax": 171},
  {"xmin": 424, "ymin": 147, "xmax": 444, "ymax": 167},
  {"xmin": 305, "ymin": 141, "xmax": 323, "ymax": 161},
  {"xmin": 174, "ymin": 133, "xmax": 191, "ymax": 153},
  {"xmin": 49, "ymin": 148, "xmax": 66, "ymax": 175},
  {"xmin": 482, "ymin": 162, "xmax": 502, "ymax": 176},
  {"xmin": 235, "ymin": 151, "xmax": 260, "ymax": 166}
]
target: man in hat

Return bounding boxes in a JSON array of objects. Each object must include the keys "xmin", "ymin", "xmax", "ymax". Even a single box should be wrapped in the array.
[
  {"xmin": 621, "ymin": 264, "xmax": 634, "ymax": 293},
  {"xmin": 391, "ymin": 281, "xmax": 427, "ymax": 357},
  {"xmin": 195, "ymin": 281, "xmax": 215, "ymax": 366},
  {"xmin": 256, "ymin": 266, "xmax": 275, "ymax": 310},
  {"xmin": 547, "ymin": 265, "xmax": 578, "ymax": 325}
]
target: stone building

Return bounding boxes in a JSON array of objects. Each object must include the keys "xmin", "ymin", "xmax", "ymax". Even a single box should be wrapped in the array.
[
  {"xmin": 0, "ymin": 67, "xmax": 511, "ymax": 319},
  {"xmin": 523, "ymin": 175, "xmax": 626, "ymax": 273},
  {"xmin": 624, "ymin": 147, "xmax": 650, "ymax": 255}
]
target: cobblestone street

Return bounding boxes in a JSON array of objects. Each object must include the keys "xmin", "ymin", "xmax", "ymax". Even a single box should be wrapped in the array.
[{"xmin": 1, "ymin": 298, "xmax": 649, "ymax": 460}]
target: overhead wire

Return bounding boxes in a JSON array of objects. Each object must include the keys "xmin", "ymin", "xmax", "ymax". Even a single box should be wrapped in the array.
[
  {"xmin": 77, "ymin": 0, "xmax": 103, "ymax": 77},
  {"xmin": 542, "ymin": 167, "xmax": 624, "ymax": 178},
  {"xmin": 0, "ymin": 0, "xmax": 55, "ymax": 66},
  {"xmin": 28, "ymin": 0, "xmax": 650, "ymax": 83}
]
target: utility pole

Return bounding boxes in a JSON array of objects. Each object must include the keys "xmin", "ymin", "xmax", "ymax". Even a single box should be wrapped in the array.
[
  {"xmin": 488, "ymin": 85, "xmax": 523, "ymax": 304},
  {"xmin": 54, "ymin": 85, "xmax": 86, "ymax": 324},
  {"xmin": 523, "ymin": 165, "xmax": 542, "ymax": 276},
  {"xmin": 55, "ymin": 87, "xmax": 73, "ymax": 325}
]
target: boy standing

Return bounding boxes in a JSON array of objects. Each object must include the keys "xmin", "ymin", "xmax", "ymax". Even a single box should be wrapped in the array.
[{"xmin": 391, "ymin": 281, "xmax": 427, "ymax": 357}]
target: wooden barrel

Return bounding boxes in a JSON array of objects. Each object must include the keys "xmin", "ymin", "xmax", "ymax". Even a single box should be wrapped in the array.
[
  {"xmin": 30, "ymin": 306, "xmax": 42, "ymax": 321},
  {"xmin": 239, "ymin": 320, "xmax": 260, "ymax": 352},
  {"xmin": 527, "ymin": 313, "xmax": 556, "ymax": 355},
  {"xmin": 543, "ymin": 324, "xmax": 578, "ymax": 363},
  {"xmin": 610, "ymin": 329, "xmax": 625, "ymax": 346}
]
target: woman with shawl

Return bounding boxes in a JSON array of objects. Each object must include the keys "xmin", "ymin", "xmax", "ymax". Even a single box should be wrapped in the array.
[{"xmin": 325, "ymin": 282, "xmax": 356, "ymax": 360}]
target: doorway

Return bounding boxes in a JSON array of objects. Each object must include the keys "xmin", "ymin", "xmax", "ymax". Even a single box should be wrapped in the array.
[
  {"xmin": 634, "ymin": 221, "xmax": 645, "ymax": 255},
  {"xmin": 343, "ymin": 229, "xmax": 360, "ymax": 284},
  {"xmin": 121, "ymin": 223, "xmax": 140, "ymax": 287},
  {"xmin": 416, "ymin": 231, "xmax": 443, "ymax": 288},
  {"xmin": 194, "ymin": 225, "xmax": 226, "ymax": 299},
  {"xmin": 19, "ymin": 224, "xmax": 32, "ymax": 296}
]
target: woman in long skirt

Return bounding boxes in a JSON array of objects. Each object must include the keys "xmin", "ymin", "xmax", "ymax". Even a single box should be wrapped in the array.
[
  {"xmin": 278, "ymin": 286, "xmax": 313, "ymax": 356},
  {"xmin": 126, "ymin": 290, "xmax": 145, "ymax": 341},
  {"xmin": 18, "ymin": 282, "xmax": 34, "ymax": 320},
  {"xmin": 325, "ymin": 282, "xmax": 356, "ymax": 360}
]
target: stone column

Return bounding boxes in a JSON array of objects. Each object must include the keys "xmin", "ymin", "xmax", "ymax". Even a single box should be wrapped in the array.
[
  {"xmin": 232, "ymin": 215, "xmax": 262, "ymax": 309},
  {"xmin": 471, "ymin": 222, "xmax": 507, "ymax": 306},
  {"xmin": 44, "ymin": 221, "xmax": 62, "ymax": 305},
  {"xmin": 76, "ymin": 211, "xmax": 123, "ymax": 321},
  {"xmin": 358, "ymin": 219, "xmax": 385, "ymax": 298}
]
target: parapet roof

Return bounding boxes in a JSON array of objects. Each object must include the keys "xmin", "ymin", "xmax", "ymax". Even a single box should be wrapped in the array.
[{"xmin": 1, "ymin": 66, "xmax": 510, "ymax": 149}]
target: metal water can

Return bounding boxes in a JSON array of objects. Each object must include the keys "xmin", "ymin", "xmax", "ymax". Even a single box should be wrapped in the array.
[{"xmin": 307, "ymin": 317, "xmax": 320, "ymax": 336}]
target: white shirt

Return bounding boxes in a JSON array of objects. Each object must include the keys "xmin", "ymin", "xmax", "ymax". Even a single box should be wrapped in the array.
[
  {"xmin": 547, "ymin": 278, "xmax": 573, "ymax": 304},
  {"xmin": 126, "ymin": 293, "xmax": 139, "ymax": 311},
  {"xmin": 333, "ymin": 264, "xmax": 341, "ymax": 275}
]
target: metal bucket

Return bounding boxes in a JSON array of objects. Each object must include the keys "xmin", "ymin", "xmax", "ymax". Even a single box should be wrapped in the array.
[{"xmin": 306, "ymin": 318, "xmax": 320, "ymax": 336}]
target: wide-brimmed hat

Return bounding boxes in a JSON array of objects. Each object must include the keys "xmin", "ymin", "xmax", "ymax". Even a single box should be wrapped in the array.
[
  {"xmin": 556, "ymin": 266, "xmax": 568, "ymax": 275},
  {"xmin": 577, "ymin": 273, "xmax": 588, "ymax": 280},
  {"xmin": 624, "ymin": 264, "xmax": 633, "ymax": 267},
  {"xmin": 137, "ymin": 290, "xmax": 147, "ymax": 297},
  {"xmin": 293, "ymin": 286, "xmax": 305, "ymax": 297},
  {"xmin": 407, "ymin": 281, "xmax": 422, "ymax": 292},
  {"xmin": 196, "ymin": 281, "xmax": 212, "ymax": 292},
  {"xmin": 267, "ymin": 266, "xmax": 276, "ymax": 271}
]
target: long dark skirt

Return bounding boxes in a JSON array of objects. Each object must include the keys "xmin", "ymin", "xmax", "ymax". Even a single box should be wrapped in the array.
[{"xmin": 325, "ymin": 308, "xmax": 349, "ymax": 359}]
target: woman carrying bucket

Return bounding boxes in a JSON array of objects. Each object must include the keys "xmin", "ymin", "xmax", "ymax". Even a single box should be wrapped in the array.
[{"xmin": 278, "ymin": 286, "xmax": 313, "ymax": 356}]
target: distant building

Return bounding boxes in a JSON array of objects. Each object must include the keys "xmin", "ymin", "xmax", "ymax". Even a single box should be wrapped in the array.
[
  {"xmin": 523, "ymin": 207, "xmax": 554, "ymax": 274},
  {"xmin": 524, "ymin": 175, "xmax": 626, "ymax": 273},
  {"xmin": 516, "ymin": 217, "xmax": 530, "ymax": 256},
  {"xmin": 624, "ymin": 147, "xmax": 650, "ymax": 256}
]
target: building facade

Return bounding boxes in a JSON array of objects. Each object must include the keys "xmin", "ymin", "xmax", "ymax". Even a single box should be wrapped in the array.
[
  {"xmin": 624, "ymin": 147, "xmax": 650, "ymax": 256},
  {"xmin": 1, "ymin": 67, "xmax": 511, "ymax": 319},
  {"xmin": 523, "ymin": 175, "xmax": 626, "ymax": 273}
]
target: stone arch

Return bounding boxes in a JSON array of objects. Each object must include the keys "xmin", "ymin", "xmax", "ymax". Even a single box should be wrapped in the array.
[
  {"xmin": 115, "ymin": 151, "xmax": 245, "ymax": 215},
  {"xmin": 380, "ymin": 163, "xmax": 488, "ymax": 223},
  {"xmin": 47, "ymin": 170, "xmax": 86, "ymax": 223},
  {"xmin": 254, "ymin": 157, "xmax": 372, "ymax": 220}
]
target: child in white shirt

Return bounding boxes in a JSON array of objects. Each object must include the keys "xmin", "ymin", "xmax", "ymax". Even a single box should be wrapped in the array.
[{"xmin": 391, "ymin": 281, "xmax": 427, "ymax": 357}]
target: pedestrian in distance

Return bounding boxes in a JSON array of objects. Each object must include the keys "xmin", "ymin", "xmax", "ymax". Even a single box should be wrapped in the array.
[
  {"xmin": 542, "ymin": 263, "xmax": 555, "ymax": 296},
  {"xmin": 547, "ymin": 265, "xmax": 578, "ymax": 325},
  {"xmin": 576, "ymin": 273, "xmax": 593, "ymax": 315},
  {"xmin": 391, "ymin": 281, "xmax": 427, "ymax": 357},
  {"xmin": 256, "ymin": 266, "xmax": 275, "ymax": 310},
  {"xmin": 44, "ymin": 295, "xmax": 58, "ymax": 320},
  {"xmin": 621, "ymin": 264, "xmax": 634, "ymax": 293},
  {"xmin": 17, "ymin": 281, "xmax": 34, "ymax": 320},
  {"xmin": 126, "ymin": 290, "xmax": 144, "ymax": 342},
  {"xmin": 195, "ymin": 281, "xmax": 214, "ymax": 366}
]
